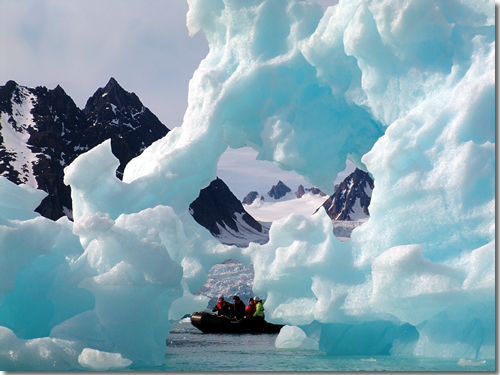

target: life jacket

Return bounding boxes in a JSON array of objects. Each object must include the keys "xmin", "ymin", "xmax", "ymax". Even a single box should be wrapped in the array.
[{"xmin": 214, "ymin": 300, "xmax": 232, "ymax": 316}]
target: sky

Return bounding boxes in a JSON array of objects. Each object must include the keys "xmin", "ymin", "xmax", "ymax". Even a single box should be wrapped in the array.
[{"xmin": 0, "ymin": 0, "xmax": 349, "ymax": 200}]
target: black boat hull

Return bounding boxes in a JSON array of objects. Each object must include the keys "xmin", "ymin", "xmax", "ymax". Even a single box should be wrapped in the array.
[{"xmin": 190, "ymin": 312, "xmax": 284, "ymax": 334}]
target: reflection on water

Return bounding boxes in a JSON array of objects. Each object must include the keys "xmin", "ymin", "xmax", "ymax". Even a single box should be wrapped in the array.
[{"xmin": 129, "ymin": 319, "xmax": 494, "ymax": 372}]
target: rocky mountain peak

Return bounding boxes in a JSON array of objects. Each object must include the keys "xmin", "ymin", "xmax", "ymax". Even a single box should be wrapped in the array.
[
  {"xmin": 189, "ymin": 177, "xmax": 265, "ymax": 245},
  {"xmin": 296, "ymin": 184, "xmax": 306, "ymax": 198},
  {"xmin": 242, "ymin": 191, "xmax": 264, "ymax": 205},
  {"xmin": 2, "ymin": 80, "xmax": 18, "ymax": 95},
  {"xmin": 319, "ymin": 168, "xmax": 374, "ymax": 221},
  {"xmin": 82, "ymin": 77, "xmax": 169, "ymax": 179},
  {"xmin": 0, "ymin": 79, "xmax": 170, "ymax": 220},
  {"xmin": 84, "ymin": 77, "xmax": 142, "ymax": 117},
  {"xmin": 267, "ymin": 180, "xmax": 291, "ymax": 200}
]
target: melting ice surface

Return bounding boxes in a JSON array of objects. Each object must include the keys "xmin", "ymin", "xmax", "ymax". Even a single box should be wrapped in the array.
[{"xmin": 0, "ymin": 0, "xmax": 495, "ymax": 370}]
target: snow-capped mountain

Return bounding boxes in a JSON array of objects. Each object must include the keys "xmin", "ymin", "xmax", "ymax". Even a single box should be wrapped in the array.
[
  {"xmin": 0, "ymin": 78, "xmax": 169, "ymax": 220},
  {"xmin": 1, "ymin": 81, "xmax": 96, "ymax": 219},
  {"xmin": 0, "ymin": 78, "xmax": 267, "ymax": 251},
  {"xmin": 83, "ymin": 77, "xmax": 169, "ymax": 179},
  {"xmin": 317, "ymin": 168, "xmax": 374, "ymax": 221},
  {"xmin": 190, "ymin": 177, "xmax": 269, "ymax": 247},
  {"xmin": 242, "ymin": 181, "xmax": 328, "ymax": 222},
  {"xmin": 195, "ymin": 172, "xmax": 374, "ymax": 306}
]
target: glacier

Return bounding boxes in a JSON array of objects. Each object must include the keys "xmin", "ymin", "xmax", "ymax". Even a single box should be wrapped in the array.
[{"xmin": 0, "ymin": 0, "xmax": 494, "ymax": 370}]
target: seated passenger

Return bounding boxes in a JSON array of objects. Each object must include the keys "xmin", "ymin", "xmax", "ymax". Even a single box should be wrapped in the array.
[
  {"xmin": 245, "ymin": 297, "xmax": 256, "ymax": 318},
  {"xmin": 253, "ymin": 296, "xmax": 265, "ymax": 319},
  {"xmin": 212, "ymin": 295, "xmax": 233, "ymax": 317},
  {"xmin": 232, "ymin": 295, "xmax": 246, "ymax": 321}
]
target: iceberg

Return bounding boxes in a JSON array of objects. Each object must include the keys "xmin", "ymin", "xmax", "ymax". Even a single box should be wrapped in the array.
[
  {"xmin": 275, "ymin": 325, "xmax": 319, "ymax": 350},
  {"xmin": 0, "ymin": 0, "xmax": 494, "ymax": 369}
]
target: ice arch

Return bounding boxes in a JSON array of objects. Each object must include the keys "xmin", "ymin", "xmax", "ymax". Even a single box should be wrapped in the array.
[{"xmin": 0, "ymin": 0, "xmax": 494, "ymax": 369}]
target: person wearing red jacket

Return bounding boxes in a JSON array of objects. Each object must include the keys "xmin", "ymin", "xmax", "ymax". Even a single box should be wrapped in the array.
[{"xmin": 245, "ymin": 297, "xmax": 256, "ymax": 318}]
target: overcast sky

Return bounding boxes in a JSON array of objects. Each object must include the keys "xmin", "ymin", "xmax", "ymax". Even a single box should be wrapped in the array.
[{"xmin": 0, "ymin": 0, "xmax": 349, "ymax": 200}]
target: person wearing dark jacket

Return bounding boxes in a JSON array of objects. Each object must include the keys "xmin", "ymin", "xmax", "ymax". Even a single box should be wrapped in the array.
[
  {"xmin": 232, "ymin": 295, "xmax": 246, "ymax": 320},
  {"xmin": 212, "ymin": 295, "xmax": 233, "ymax": 317}
]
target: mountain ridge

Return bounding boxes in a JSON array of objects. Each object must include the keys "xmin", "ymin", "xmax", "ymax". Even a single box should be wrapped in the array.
[
  {"xmin": 0, "ymin": 78, "xmax": 169, "ymax": 219},
  {"xmin": 0, "ymin": 79, "xmax": 267, "ymax": 248}
]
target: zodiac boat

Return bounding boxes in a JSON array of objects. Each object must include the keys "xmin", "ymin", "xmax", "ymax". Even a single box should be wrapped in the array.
[{"xmin": 190, "ymin": 311, "xmax": 284, "ymax": 334}]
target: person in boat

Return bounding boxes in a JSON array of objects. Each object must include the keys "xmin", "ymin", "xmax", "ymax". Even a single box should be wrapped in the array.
[
  {"xmin": 245, "ymin": 297, "xmax": 256, "ymax": 318},
  {"xmin": 253, "ymin": 296, "xmax": 265, "ymax": 319},
  {"xmin": 212, "ymin": 295, "xmax": 233, "ymax": 317},
  {"xmin": 232, "ymin": 295, "xmax": 246, "ymax": 321}
]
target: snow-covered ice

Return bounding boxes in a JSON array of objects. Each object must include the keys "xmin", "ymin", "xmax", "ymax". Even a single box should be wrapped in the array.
[{"xmin": 0, "ymin": 0, "xmax": 494, "ymax": 369}]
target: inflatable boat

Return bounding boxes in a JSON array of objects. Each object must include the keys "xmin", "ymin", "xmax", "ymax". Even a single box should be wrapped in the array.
[{"xmin": 190, "ymin": 311, "xmax": 284, "ymax": 334}]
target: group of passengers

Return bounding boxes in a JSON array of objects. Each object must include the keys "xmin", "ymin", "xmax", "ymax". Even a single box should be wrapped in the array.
[{"xmin": 212, "ymin": 295, "xmax": 265, "ymax": 321}]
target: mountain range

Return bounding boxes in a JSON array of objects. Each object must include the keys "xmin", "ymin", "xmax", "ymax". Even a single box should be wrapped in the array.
[
  {"xmin": 0, "ymin": 78, "xmax": 168, "ymax": 220},
  {"xmin": 318, "ymin": 168, "xmax": 374, "ymax": 221},
  {"xmin": 242, "ymin": 173, "xmax": 372, "ymax": 224},
  {"xmin": 0, "ymin": 78, "xmax": 373, "ymax": 247}
]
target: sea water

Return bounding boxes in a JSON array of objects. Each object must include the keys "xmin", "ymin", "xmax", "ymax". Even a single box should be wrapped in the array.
[{"xmin": 129, "ymin": 319, "xmax": 494, "ymax": 372}]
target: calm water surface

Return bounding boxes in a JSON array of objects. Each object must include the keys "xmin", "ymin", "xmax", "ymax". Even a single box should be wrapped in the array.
[{"xmin": 130, "ymin": 319, "xmax": 494, "ymax": 372}]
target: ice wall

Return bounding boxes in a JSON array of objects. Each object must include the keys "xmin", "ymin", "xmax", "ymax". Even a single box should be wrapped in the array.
[{"xmin": 0, "ymin": 0, "xmax": 495, "ymax": 369}]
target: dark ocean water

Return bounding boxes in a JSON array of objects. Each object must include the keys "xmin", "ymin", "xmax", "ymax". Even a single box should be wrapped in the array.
[{"xmin": 128, "ymin": 319, "xmax": 494, "ymax": 372}]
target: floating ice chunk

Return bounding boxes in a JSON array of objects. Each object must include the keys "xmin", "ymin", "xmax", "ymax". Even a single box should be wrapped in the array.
[
  {"xmin": 275, "ymin": 325, "xmax": 319, "ymax": 350},
  {"xmin": 457, "ymin": 358, "xmax": 487, "ymax": 367},
  {"xmin": 0, "ymin": 326, "xmax": 82, "ymax": 371},
  {"xmin": 77, "ymin": 348, "xmax": 132, "ymax": 371}
]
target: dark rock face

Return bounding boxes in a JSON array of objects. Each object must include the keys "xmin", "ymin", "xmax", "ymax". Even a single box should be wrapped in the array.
[
  {"xmin": 0, "ymin": 81, "xmax": 92, "ymax": 219},
  {"xmin": 83, "ymin": 77, "xmax": 168, "ymax": 179},
  {"xmin": 296, "ymin": 185, "xmax": 306, "ymax": 198},
  {"xmin": 309, "ymin": 187, "xmax": 326, "ymax": 196},
  {"xmin": 0, "ymin": 78, "xmax": 169, "ymax": 220},
  {"xmin": 267, "ymin": 180, "xmax": 291, "ymax": 200},
  {"xmin": 242, "ymin": 191, "xmax": 263, "ymax": 205},
  {"xmin": 296, "ymin": 184, "xmax": 325, "ymax": 198},
  {"xmin": 319, "ymin": 168, "xmax": 374, "ymax": 221},
  {"xmin": 190, "ymin": 177, "xmax": 262, "ymax": 236}
]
